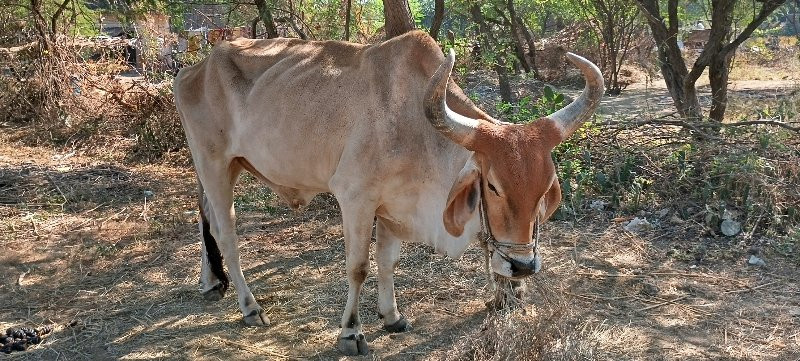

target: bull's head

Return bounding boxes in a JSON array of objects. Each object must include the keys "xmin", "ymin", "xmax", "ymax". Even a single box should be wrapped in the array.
[{"xmin": 425, "ymin": 49, "xmax": 603, "ymax": 279}]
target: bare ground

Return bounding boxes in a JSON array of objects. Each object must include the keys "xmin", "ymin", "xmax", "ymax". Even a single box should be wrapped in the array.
[{"xmin": 1, "ymin": 82, "xmax": 799, "ymax": 360}]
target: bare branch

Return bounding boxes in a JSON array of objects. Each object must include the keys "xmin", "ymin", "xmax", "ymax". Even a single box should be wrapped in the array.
[
  {"xmin": 51, "ymin": 0, "xmax": 71, "ymax": 40},
  {"xmin": 724, "ymin": 119, "xmax": 800, "ymax": 132}
]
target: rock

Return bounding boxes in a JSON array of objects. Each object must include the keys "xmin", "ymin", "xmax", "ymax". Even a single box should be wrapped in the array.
[
  {"xmin": 747, "ymin": 255, "xmax": 766, "ymax": 267},
  {"xmin": 589, "ymin": 200, "xmax": 607, "ymax": 211},
  {"xmin": 624, "ymin": 217, "xmax": 653, "ymax": 233},
  {"xmin": 721, "ymin": 219, "xmax": 741, "ymax": 236},
  {"xmin": 656, "ymin": 208, "xmax": 670, "ymax": 218}
]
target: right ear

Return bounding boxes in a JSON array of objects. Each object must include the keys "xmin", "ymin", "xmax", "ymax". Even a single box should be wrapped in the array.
[{"xmin": 443, "ymin": 158, "xmax": 481, "ymax": 237}]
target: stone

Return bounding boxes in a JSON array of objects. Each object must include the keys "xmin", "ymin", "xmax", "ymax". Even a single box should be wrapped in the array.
[
  {"xmin": 721, "ymin": 219, "xmax": 741, "ymax": 236},
  {"xmin": 747, "ymin": 255, "xmax": 766, "ymax": 267},
  {"xmin": 624, "ymin": 217, "xmax": 653, "ymax": 233},
  {"xmin": 589, "ymin": 200, "xmax": 607, "ymax": 211}
]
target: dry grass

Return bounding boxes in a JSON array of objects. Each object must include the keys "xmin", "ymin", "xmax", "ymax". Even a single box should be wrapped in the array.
[{"xmin": 1, "ymin": 133, "xmax": 798, "ymax": 360}]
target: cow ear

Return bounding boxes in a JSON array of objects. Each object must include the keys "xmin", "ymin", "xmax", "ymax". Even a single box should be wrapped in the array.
[
  {"xmin": 443, "ymin": 165, "xmax": 481, "ymax": 237},
  {"xmin": 541, "ymin": 179, "xmax": 562, "ymax": 221}
]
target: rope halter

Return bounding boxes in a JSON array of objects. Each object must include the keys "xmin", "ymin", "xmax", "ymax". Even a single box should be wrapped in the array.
[{"xmin": 478, "ymin": 185, "xmax": 542, "ymax": 291}]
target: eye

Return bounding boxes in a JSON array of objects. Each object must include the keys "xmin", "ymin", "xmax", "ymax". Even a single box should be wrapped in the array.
[{"xmin": 487, "ymin": 182, "xmax": 500, "ymax": 196}]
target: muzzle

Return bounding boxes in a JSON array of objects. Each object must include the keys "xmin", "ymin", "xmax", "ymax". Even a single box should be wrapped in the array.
[
  {"xmin": 478, "ymin": 192, "xmax": 542, "ymax": 279},
  {"xmin": 487, "ymin": 239, "xmax": 542, "ymax": 278}
]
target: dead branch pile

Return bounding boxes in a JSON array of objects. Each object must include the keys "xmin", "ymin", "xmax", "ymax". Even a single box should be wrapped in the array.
[
  {"xmin": 0, "ymin": 40, "xmax": 185, "ymax": 162},
  {"xmin": 535, "ymin": 24, "xmax": 599, "ymax": 82}
]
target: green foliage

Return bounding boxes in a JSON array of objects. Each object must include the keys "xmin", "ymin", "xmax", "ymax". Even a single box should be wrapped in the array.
[
  {"xmin": 496, "ymin": 85, "xmax": 565, "ymax": 123},
  {"xmin": 552, "ymin": 124, "xmax": 654, "ymax": 217}
]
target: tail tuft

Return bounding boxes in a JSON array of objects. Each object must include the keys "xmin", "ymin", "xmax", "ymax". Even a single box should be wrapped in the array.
[{"xmin": 200, "ymin": 198, "xmax": 230, "ymax": 293}]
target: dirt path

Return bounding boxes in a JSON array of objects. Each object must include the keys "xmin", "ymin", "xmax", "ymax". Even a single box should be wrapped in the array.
[
  {"xmin": 564, "ymin": 79, "xmax": 800, "ymax": 120},
  {"xmin": 1, "ymin": 80, "xmax": 799, "ymax": 360}
]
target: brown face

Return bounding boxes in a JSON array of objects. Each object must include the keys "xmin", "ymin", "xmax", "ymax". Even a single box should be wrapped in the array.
[
  {"xmin": 475, "ymin": 119, "xmax": 561, "ymax": 239},
  {"xmin": 442, "ymin": 118, "xmax": 564, "ymax": 278},
  {"xmin": 476, "ymin": 119, "xmax": 563, "ymax": 278}
]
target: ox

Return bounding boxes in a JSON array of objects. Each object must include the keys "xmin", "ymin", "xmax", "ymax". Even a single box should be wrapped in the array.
[{"xmin": 174, "ymin": 30, "xmax": 603, "ymax": 355}]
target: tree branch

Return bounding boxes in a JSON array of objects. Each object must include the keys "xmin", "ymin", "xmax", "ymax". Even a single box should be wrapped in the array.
[
  {"xmin": 724, "ymin": 119, "xmax": 800, "ymax": 132},
  {"xmin": 51, "ymin": 0, "xmax": 71, "ymax": 40},
  {"xmin": 722, "ymin": 0, "xmax": 787, "ymax": 54}
]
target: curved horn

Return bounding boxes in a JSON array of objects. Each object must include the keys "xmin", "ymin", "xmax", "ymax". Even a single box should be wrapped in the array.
[
  {"xmin": 547, "ymin": 53, "xmax": 604, "ymax": 140},
  {"xmin": 424, "ymin": 49, "xmax": 479, "ymax": 147}
]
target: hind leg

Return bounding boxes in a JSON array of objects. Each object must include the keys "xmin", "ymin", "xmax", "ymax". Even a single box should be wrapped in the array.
[
  {"xmin": 198, "ymin": 197, "xmax": 226, "ymax": 301},
  {"xmin": 197, "ymin": 159, "xmax": 269, "ymax": 326}
]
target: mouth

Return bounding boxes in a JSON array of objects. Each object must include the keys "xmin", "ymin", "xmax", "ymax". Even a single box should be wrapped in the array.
[{"xmin": 490, "ymin": 250, "xmax": 542, "ymax": 279}]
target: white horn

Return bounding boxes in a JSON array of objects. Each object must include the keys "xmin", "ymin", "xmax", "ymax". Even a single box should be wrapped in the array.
[
  {"xmin": 424, "ymin": 49, "xmax": 480, "ymax": 147},
  {"xmin": 547, "ymin": 53, "xmax": 604, "ymax": 140}
]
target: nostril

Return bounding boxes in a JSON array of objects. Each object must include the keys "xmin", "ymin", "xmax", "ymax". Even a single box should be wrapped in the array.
[{"xmin": 507, "ymin": 257, "xmax": 534, "ymax": 278}]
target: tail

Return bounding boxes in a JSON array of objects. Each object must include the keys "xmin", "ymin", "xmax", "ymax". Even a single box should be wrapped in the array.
[{"xmin": 198, "ymin": 179, "xmax": 230, "ymax": 293}]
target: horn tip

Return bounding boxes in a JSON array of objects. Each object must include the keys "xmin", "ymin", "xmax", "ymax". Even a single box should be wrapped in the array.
[
  {"xmin": 565, "ymin": 52, "xmax": 604, "ymax": 89},
  {"xmin": 565, "ymin": 52, "xmax": 586, "ymax": 65}
]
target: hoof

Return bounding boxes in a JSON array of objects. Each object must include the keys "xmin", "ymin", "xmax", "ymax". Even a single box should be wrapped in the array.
[
  {"xmin": 243, "ymin": 309, "xmax": 270, "ymax": 326},
  {"xmin": 202, "ymin": 284, "xmax": 226, "ymax": 301},
  {"xmin": 383, "ymin": 315, "xmax": 411, "ymax": 333},
  {"xmin": 337, "ymin": 333, "xmax": 369, "ymax": 356}
]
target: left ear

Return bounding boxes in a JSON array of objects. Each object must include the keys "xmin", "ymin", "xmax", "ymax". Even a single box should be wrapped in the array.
[
  {"xmin": 540, "ymin": 179, "xmax": 562, "ymax": 221},
  {"xmin": 443, "ymin": 158, "xmax": 482, "ymax": 237}
]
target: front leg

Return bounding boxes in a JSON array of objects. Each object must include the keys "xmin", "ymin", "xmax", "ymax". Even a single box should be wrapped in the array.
[
  {"xmin": 335, "ymin": 204, "xmax": 375, "ymax": 356},
  {"xmin": 376, "ymin": 220, "xmax": 411, "ymax": 333}
]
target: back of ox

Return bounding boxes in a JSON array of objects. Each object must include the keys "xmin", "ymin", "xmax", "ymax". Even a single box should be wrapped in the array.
[{"xmin": 174, "ymin": 30, "xmax": 603, "ymax": 356}]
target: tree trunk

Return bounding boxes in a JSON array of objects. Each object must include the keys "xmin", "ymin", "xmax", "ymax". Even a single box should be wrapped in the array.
[
  {"xmin": 581, "ymin": 0, "xmax": 640, "ymax": 95},
  {"xmin": 708, "ymin": 52, "xmax": 733, "ymax": 123},
  {"xmin": 508, "ymin": 0, "xmax": 539, "ymax": 78},
  {"xmin": 540, "ymin": 11, "xmax": 551, "ymax": 36},
  {"xmin": 30, "ymin": 0, "xmax": 51, "ymax": 50},
  {"xmin": 251, "ymin": 17, "xmax": 260, "ymax": 38},
  {"xmin": 636, "ymin": 0, "xmax": 702, "ymax": 120},
  {"xmin": 50, "ymin": 0, "xmax": 71, "ymax": 43},
  {"xmin": 383, "ymin": 0, "xmax": 415, "ymax": 38},
  {"xmin": 470, "ymin": 5, "xmax": 514, "ymax": 105},
  {"xmin": 506, "ymin": 0, "xmax": 531, "ymax": 73},
  {"xmin": 638, "ymin": 0, "xmax": 785, "ymax": 123},
  {"xmin": 429, "ymin": 0, "xmax": 444, "ymax": 40},
  {"xmin": 344, "ymin": 0, "xmax": 352, "ymax": 41},
  {"xmin": 254, "ymin": 0, "xmax": 279, "ymax": 39}
]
